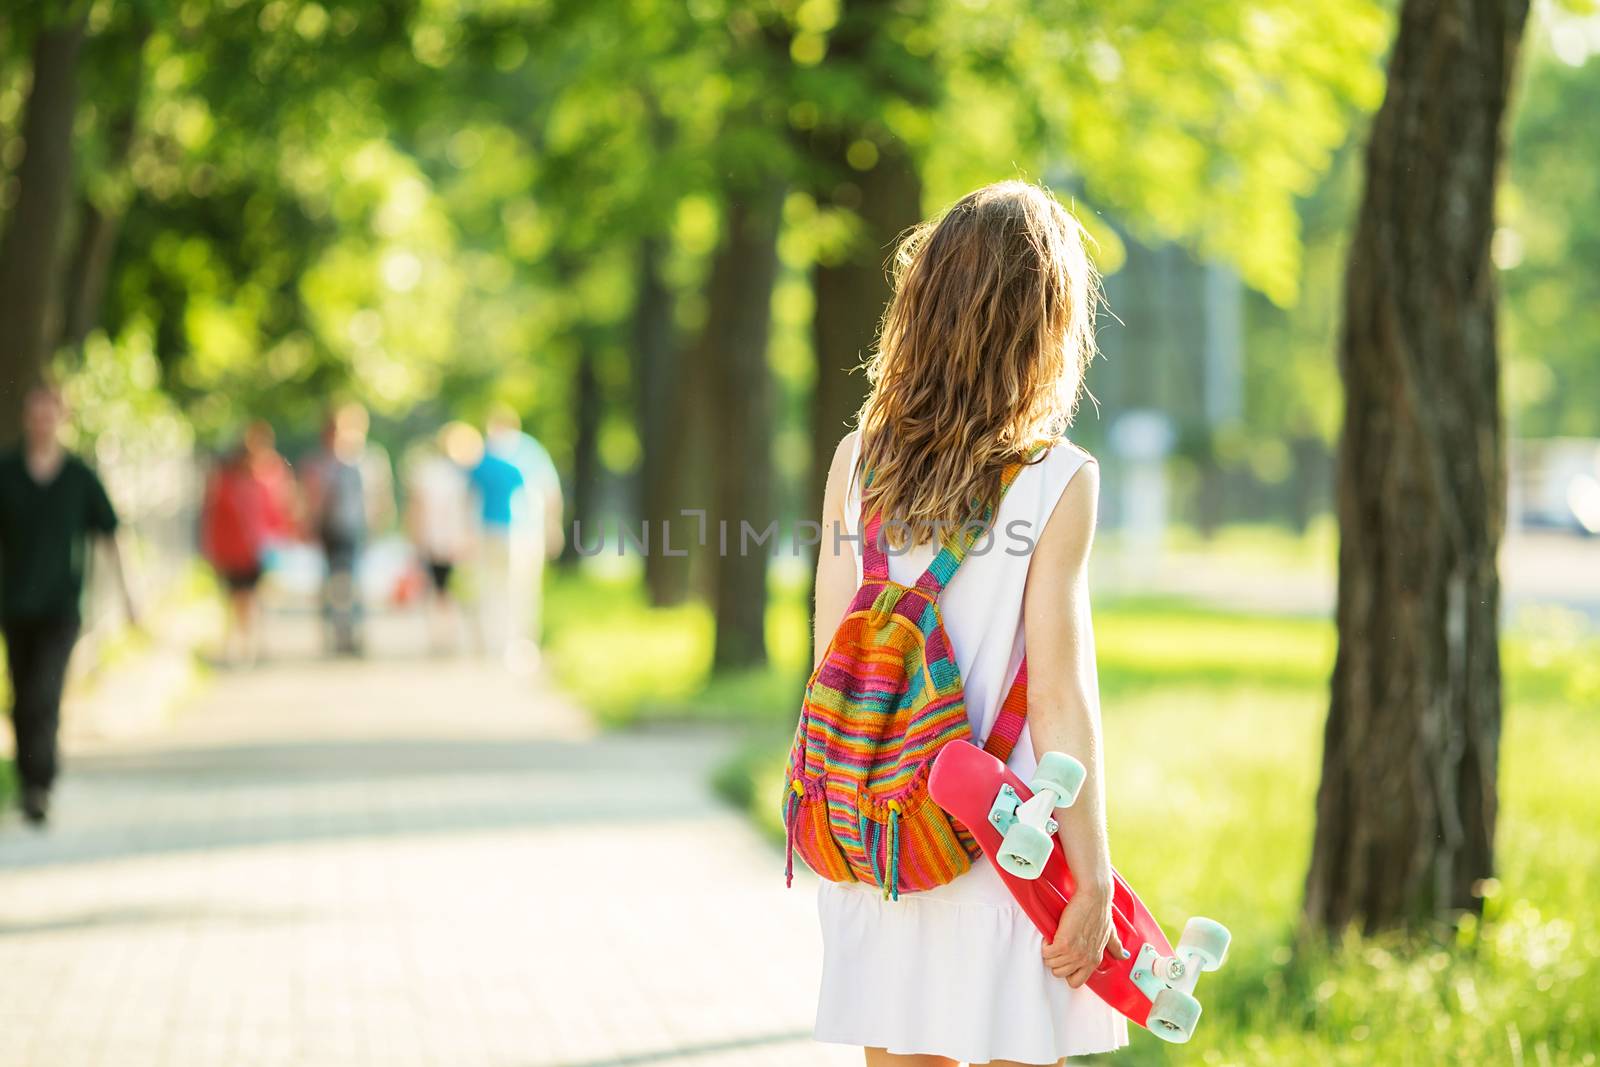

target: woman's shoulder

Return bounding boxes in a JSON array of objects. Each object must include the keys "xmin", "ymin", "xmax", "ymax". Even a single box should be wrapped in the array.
[
  {"xmin": 831, "ymin": 429, "xmax": 862, "ymax": 493},
  {"xmin": 817, "ymin": 430, "xmax": 864, "ymax": 525},
  {"xmin": 1023, "ymin": 440, "xmax": 1099, "ymax": 563},
  {"xmin": 833, "ymin": 429, "xmax": 861, "ymax": 466},
  {"xmin": 1044, "ymin": 433, "xmax": 1092, "ymax": 459},
  {"xmin": 1033, "ymin": 437, "xmax": 1097, "ymax": 482}
]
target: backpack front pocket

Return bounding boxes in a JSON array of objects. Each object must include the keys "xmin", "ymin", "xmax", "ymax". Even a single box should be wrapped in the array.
[
  {"xmin": 783, "ymin": 778, "xmax": 855, "ymax": 886},
  {"xmin": 852, "ymin": 776, "xmax": 976, "ymax": 899}
]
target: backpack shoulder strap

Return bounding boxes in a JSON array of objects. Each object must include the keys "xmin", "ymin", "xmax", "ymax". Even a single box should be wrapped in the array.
[
  {"xmin": 983, "ymin": 660, "xmax": 1028, "ymax": 762},
  {"xmin": 857, "ymin": 451, "xmax": 891, "ymax": 582},
  {"xmin": 979, "ymin": 440, "xmax": 1063, "ymax": 762},
  {"xmin": 862, "ymin": 513, "xmax": 891, "ymax": 581}
]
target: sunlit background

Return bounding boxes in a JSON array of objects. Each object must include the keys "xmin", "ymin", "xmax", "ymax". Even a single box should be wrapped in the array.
[{"xmin": 1, "ymin": 1, "xmax": 1597, "ymax": 1065}]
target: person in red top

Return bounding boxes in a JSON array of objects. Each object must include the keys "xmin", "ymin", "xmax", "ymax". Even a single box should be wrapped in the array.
[{"xmin": 201, "ymin": 422, "xmax": 294, "ymax": 664}]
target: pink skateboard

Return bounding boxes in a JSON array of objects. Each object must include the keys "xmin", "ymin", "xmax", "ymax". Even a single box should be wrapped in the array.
[{"xmin": 928, "ymin": 740, "xmax": 1230, "ymax": 1043}]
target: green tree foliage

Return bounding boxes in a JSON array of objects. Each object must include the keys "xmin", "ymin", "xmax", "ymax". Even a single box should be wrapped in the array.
[
  {"xmin": 1223, "ymin": 5, "xmax": 1600, "ymax": 530},
  {"xmin": 104, "ymin": 0, "xmax": 437, "ymax": 436},
  {"xmin": 1502, "ymin": 13, "xmax": 1600, "ymax": 437},
  {"xmin": 920, "ymin": 1, "xmax": 1389, "ymax": 303},
  {"xmin": 2, "ymin": 0, "xmax": 1396, "ymax": 437},
  {"xmin": 0, "ymin": 0, "xmax": 1433, "ymax": 667}
]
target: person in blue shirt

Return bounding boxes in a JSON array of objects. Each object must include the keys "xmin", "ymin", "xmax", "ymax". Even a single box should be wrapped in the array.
[
  {"xmin": 470, "ymin": 404, "xmax": 566, "ymax": 671},
  {"xmin": 469, "ymin": 438, "xmax": 532, "ymax": 670},
  {"xmin": 469, "ymin": 449, "xmax": 526, "ymax": 533},
  {"xmin": 485, "ymin": 405, "xmax": 563, "ymax": 557}
]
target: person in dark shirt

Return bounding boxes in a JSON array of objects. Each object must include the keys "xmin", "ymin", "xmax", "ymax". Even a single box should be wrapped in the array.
[
  {"xmin": 301, "ymin": 403, "xmax": 392, "ymax": 657},
  {"xmin": 0, "ymin": 385, "xmax": 138, "ymax": 826}
]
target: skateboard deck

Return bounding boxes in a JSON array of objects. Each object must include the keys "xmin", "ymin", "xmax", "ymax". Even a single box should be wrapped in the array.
[{"xmin": 927, "ymin": 739, "xmax": 1181, "ymax": 1034}]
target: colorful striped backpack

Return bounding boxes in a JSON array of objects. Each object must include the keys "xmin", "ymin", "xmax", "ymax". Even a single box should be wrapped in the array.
[{"xmin": 782, "ymin": 451, "xmax": 1038, "ymax": 899}]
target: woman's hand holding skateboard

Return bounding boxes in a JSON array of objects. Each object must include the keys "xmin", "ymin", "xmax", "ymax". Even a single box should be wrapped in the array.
[{"xmin": 1044, "ymin": 881, "xmax": 1129, "ymax": 987}]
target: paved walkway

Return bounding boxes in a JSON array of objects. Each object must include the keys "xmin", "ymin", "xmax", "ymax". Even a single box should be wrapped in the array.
[{"xmin": 0, "ymin": 616, "xmax": 850, "ymax": 1067}]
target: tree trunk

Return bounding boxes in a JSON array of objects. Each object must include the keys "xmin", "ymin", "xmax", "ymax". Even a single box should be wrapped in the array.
[
  {"xmin": 703, "ymin": 184, "xmax": 784, "ymax": 672},
  {"xmin": 631, "ymin": 237, "xmax": 691, "ymax": 606},
  {"xmin": 559, "ymin": 333, "xmax": 603, "ymax": 569},
  {"xmin": 809, "ymin": 140, "xmax": 922, "ymax": 520},
  {"xmin": 0, "ymin": 15, "xmax": 88, "ymax": 443},
  {"xmin": 58, "ymin": 16, "xmax": 150, "ymax": 354},
  {"xmin": 803, "ymin": 0, "xmax": 932, "ymax": 522},
  {"xmin": 59, "ymin": 203, "xmax": 123, "ymax": 351},
  {"xmin": 1304, "ymin": 0, "xmax": 1528, "ymax": 935}
]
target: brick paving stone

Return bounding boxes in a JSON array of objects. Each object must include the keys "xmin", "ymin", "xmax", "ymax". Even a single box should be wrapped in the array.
[{"xmin": 0, "ymin": 616, "xmax": 853, "ymax": 1067}]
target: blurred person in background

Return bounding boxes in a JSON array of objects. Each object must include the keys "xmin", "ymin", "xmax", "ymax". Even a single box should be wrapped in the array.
[
  {"xmin": 302, "ymin": 403, "xmax": 393, "ymax": 656},
  {"xmin": 241, "ymin": 420, "xmax": 298, "ymax": 533},
  {"xmin": 200, "ymin": 422, "xmax": 295, "ymax": 666},
  {"xmin": 0, "ymin": 385, "xmax": 138, "ymax": 826},
  {"xmin": 484, "ymin": 404, "xmax": 563, "ymax": 665},
  {"xmin": 405, "ymin": 422, "xmax": 479, "ymax": 653},
  {"xmin": 469, "ymin": 424, "xmax": 528, "ymax": 669}
]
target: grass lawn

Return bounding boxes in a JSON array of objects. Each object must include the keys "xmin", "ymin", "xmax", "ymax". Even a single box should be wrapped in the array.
[{"xmin": 545, "ymin": 569, "xmax": 1599, "ymax": 1066}]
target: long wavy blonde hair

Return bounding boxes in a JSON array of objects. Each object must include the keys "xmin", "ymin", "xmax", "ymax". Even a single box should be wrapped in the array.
[{"xmin": 856, "ymin": 180, "xmax": 1099, "ymax": 543}]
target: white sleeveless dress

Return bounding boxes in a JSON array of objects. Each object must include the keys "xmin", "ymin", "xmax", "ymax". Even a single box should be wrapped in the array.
[{"xmin": 812, "ymin": 436, "xmax": 1129, "ymax": 1065}]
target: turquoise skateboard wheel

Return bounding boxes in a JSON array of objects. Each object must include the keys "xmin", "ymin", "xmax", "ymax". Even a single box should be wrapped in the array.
[
  {"xmin": 996, "ymin": 821, "xmax": 1053, "ymax": 879},
  {"xmin": 1147, "ymin": 987, "xmax": 1201, "ymax": 1043},
  {"xmin": 1031, "ymin": 751, "xmax": 1087, "ymax": 808},
  {"xmin": 1178, "ymin": 916, "xmax": 1231, "ymax": 971}
]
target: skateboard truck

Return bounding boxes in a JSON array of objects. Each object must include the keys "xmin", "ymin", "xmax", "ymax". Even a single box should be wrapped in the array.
[
  {"xmin": 992, "ymin": 752, "xmax": 1085, "ymax": 878},
  {"xmin": 1128, "ymin": 943, "xmax": 1178, "ymax": 1000},
  {"xmin": 986, "ymin": 784, "xmax": 1057, "ymax": 836},
  {"xmin": 1126, "ymin": 918, "xmax": 1232, "ymax": 1043}
]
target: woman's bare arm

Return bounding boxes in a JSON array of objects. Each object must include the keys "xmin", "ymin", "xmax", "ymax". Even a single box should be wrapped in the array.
[
  {"xmin": 813, "ymin": 432, "xmax": 860, "ymax": 669},
  {"xmin": 1021, "ymin": 460, "xmax": 1127, "ymax": 985}
]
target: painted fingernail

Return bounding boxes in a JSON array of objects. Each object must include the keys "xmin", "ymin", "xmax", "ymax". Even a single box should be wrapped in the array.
[{"xmin": 1121, "ymin": 948, "xmax": 1132, "ymax": 959}]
